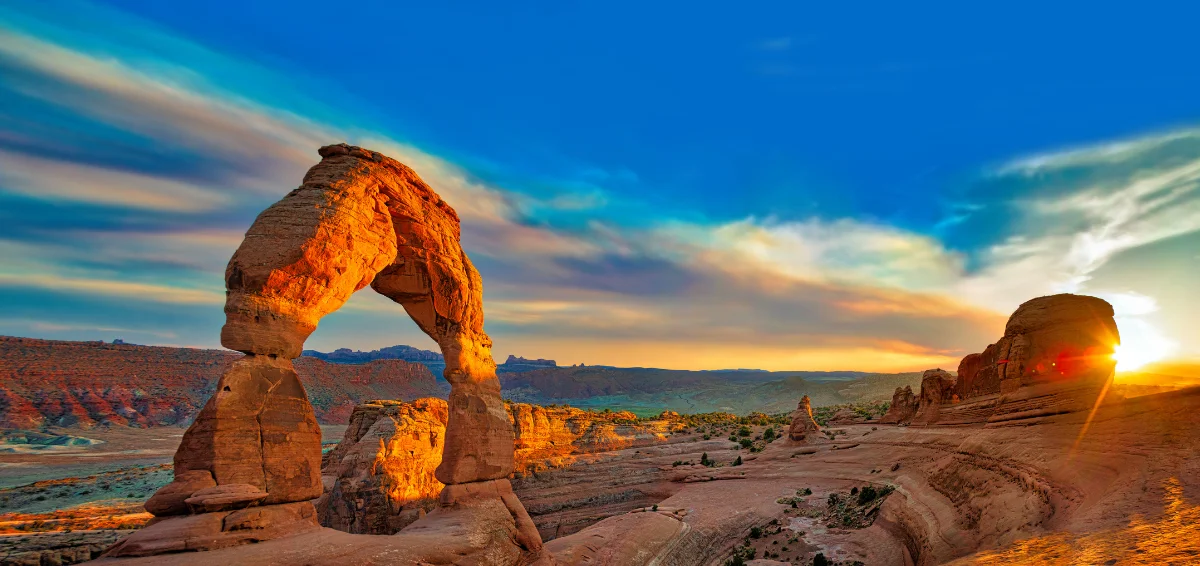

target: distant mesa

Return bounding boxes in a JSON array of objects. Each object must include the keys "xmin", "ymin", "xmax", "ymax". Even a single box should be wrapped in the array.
[{"xmin": 501, "ymin": 355, "xmax": 558, "ymax": 369}]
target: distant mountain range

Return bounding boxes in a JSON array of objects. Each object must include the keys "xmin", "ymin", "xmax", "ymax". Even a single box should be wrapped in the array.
[
  {"xmin": 1, "ymin": 337, "xmax": 932, "ymax": 428},
  {"xmin": 301, "ymin": 346, "xmax": 562, "ymax": 377},
  {"xmin": 0, "ymin": 337, "xmax": 443, "ymax": 428}
]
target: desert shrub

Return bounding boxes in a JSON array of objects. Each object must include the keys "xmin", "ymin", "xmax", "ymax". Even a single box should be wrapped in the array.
[
  {"xmin": 813, "ymin": 553, "xmax": 830, "ymax": 566},
  {"xmin": 672, "ymin": 460, "xmax": 682, "ymax": 467},
  {"xmin": 749, "ymin": 526, "xmax": 763, "ymax": 538},
  {"xmin": 652, "ymin": 504, "xmax": 658, "ymax": 511},
  {"xmin": 851, "ymin": 486, "xmax": 859, "ymax": 495},
  {"xmin": 737, "ymin": 426, "xmax": 752, "ymax": 437},
  {"xmin": 739, "ymin": 438, "xmax": 753, "ymax": 448},
  {"xmin": 700, "ymin": 452, "xmax": 711, "ymax": 466},
  {"xmin": 733, "ymin": 456, "xmax": 742, "ymax": 466}
]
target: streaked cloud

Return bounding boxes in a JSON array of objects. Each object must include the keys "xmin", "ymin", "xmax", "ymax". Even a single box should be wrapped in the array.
[{"xmin": 1, "ymin": 1, "xmax": 1197, "ymax": 372}]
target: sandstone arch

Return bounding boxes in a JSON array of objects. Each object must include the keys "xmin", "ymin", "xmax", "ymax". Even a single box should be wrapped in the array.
[{"xmin": 111, "ymin": 144, "xmax": 540, "ymax": 560}]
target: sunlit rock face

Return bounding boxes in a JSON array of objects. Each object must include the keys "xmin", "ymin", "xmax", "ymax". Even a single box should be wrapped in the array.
[
  {"xmin": 314, "ymin": 400, "xmax": 686, "ymax": 534},
  {"xmin": 108, "ymin": 144, "xmax": 541, "ymax": 559},
  {"xmin": 788, "ymin": 395, "xmax": 821, "ymax": 441},
  {"xmin": 317, "ymin": 399, "xmax": 448, "ymax": 534},
  {"xmin": 509, "ymin": 404, "xmax": 684, "ymax": 473},
  {"xmin": 887, "ymin": 294, "xmax": 1120, "ymax": 427},
  {"xmin": 956, "ymin": 294, "xmax": 1118, "ymax": 398}
]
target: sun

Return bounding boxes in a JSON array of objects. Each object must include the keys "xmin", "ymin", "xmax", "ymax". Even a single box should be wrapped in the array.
[{"xmin": 1112, "ymin": 343, "xmax": 1156, "ymax": 372}]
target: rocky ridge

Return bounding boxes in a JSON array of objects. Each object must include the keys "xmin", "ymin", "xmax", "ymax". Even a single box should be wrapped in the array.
[{"xmin": 0, "ymin": 336, "xmax": 441, "ymax": 428}]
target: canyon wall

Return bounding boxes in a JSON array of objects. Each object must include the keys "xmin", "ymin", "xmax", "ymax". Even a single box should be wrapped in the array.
[{"xmin": 0, "ymin": 336, "xmax": 440, "ymax": 428}]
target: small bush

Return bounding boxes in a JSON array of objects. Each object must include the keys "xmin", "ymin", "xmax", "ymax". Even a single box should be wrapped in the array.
[
  {"xmin": 749, "ymin": 526, "xmax": 763, "ymax": 538},
  {"xmin": 813, "ymin": 553, "xmax": 830, "ymax": 566},
  {"xmin": 738, "ymin": 426, "xmax": 752, "ymax": 437},
  {"xmin": 652, "ymin": 504, "xmax": 658, "ymax": 511}
]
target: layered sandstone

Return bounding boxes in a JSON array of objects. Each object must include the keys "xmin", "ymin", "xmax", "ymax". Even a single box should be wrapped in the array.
[
  {"xmin": 0, "ymin": 336, "xmax": 440, "ymax": 428},
  {"xmin": 107, "ymin": 144, "xmax": 541, "ymax": 561},
  {"xmin": 788, "ymin": 395, "xmax": 821, "ymax": 441},
  {"xmin": 911, "ymin": 369, "xmax": 956, "ymax": 425},
  {"xmin": 886, "ymin": 294, "xmax": 1118, "ymax": 427},
  {"xmin": 881, "ymin": 385, "xmax": 919, "ymax": 424},
  {"xmin": 314, "ymin": 399, "xmax": 687, "ymax": 535},
  {"xmin": 317, "ymin": 399, "xmax": 448, "ymax": 534}
]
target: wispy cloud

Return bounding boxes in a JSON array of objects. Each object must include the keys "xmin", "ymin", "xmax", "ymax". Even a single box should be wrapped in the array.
[{"xmin": 2, "ymin": 1, "xmax": 1197, "ymax": 369}]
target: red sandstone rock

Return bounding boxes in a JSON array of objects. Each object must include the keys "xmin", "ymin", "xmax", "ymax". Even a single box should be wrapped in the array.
[
  {"xmin": 165, "ymin": 355, "xmax": 322, "ymax": 510},
  {"xmin": 881, "ymin": 386, "xmax": 919, "ymax": 424},
  {"xmin": 955, "ymin": 294, "xmax": 1117, "ymax": 399},
  {"xmin": 135, "ymin": 144, "xmax": 540, "ymax": 561},
  {"xmin": 185, "ymin": 484, "xmax": 269, "ymax": 513},
  {"xmin": 890, "ymin": 294, "xmax": 1119, "ymax": 428},
  {"xmin": 315, "ymin": 399, "xmax": 687, "ymax": 537},
  {"xmin": 911, "ymin": 369, "xmax": 957, "ymax": 425},
  {"xmin": 317, "ymin": 398, "xmax": 448, "ymax": 534},
  {"xmin": 0, "ymin": 336, "xmax": 440, "ymax": 428},
  {"xmin": 788, "ymin": 395, "xmax": 821, "ymax": 441},
  {"xmin": 143, "ymin": 470, "xmax": 216, "ymax": 516}
]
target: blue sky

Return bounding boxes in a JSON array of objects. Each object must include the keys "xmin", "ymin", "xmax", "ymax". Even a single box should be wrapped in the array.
[{"xmin": 1, "ymin": 0, "xmax": 1198, "ymax": 371}]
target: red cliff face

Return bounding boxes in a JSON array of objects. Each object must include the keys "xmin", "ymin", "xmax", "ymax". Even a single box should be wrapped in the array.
[{"xmin": 0, "ymin": 336, "xmax": 441, "ymax": 427}]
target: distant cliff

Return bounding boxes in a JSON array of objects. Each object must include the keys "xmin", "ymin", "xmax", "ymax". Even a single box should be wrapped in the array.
[
  {"xmin": 302, "ymin": 345, "xmax": 559, "ymax": 376},
  {"xmin": 302, "ymin": 345, "xmax": 447, "ymax": 376},
  {"xmin": 0, "ymin": 336, "xmax": 443, "ymax": 428}
]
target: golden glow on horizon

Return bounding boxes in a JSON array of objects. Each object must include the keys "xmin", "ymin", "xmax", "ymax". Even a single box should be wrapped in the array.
[{"xmin": 1113, "ymin": 342, "xmax": 1162, "ymax": 372}]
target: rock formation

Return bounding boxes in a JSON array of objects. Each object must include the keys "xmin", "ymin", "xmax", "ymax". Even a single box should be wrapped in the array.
[
  {"xmin": 788, "ymin": 395, "xmax": 821, "ymax": 441},
  {"xmin": 317, "ymin": 399, "xmax": 448, "ymax": 534},
  {"xmin": 885, "ymin": 294, "xmax": 1119, "ymax": 427},
  {"xmin": 104, "ymin": 144, "xmax": 541, "ymax": 560},
  {"xmin": 881, "ymin": 386, "xmax": 919, "ymax": 424},
  {"xmin": 911, "ymin": 369, "xmax": 956, "ymax": 425},
  {"xmin": 955, "ymin": 294, "xmax": 1117, "ymax": 397},
  {"xmin": 509, "ymin": 403, "xmax": 682, "ymax": 473},
  {"xmin": 313, "ymin": 399, "xmax": 686, "ymax": 535}
]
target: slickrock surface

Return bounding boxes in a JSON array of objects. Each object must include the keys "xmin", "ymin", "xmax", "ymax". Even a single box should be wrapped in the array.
[
  {"xmin": 787, "ymin": 395, "xmax": 821, "ymax": 441},
  {"xmin": 546, "ymin": 386, "xmax": 1200, "ymax": 565},
  {"xmin": 0, "ymin": 336, "xmax": 440, "ymax": 427}
]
